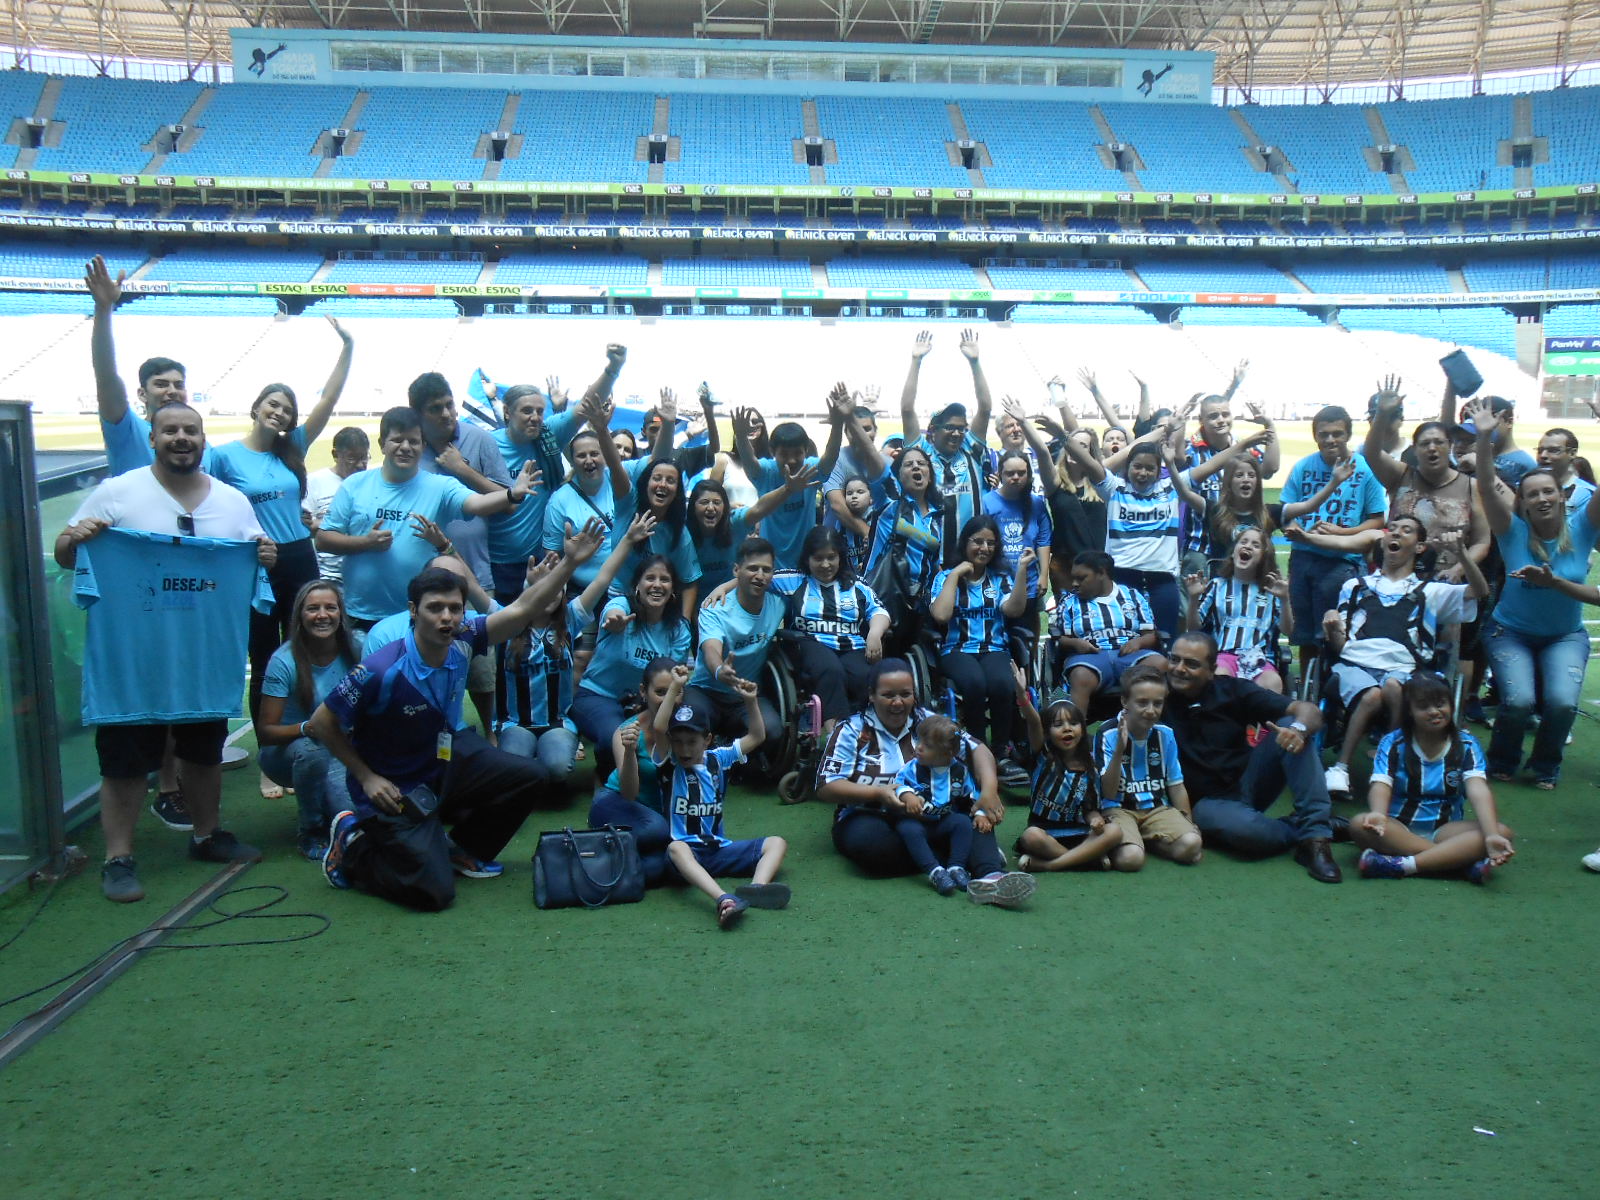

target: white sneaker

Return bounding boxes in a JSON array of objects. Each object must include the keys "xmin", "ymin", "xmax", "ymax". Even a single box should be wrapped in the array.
[
  {"xmin": 1325, "ymin": 762, "xmax": 1350, "ymax": 795},
  {"xmin": 1582, "ymin": 848, "xmax": 1600, "ymax": 873}
]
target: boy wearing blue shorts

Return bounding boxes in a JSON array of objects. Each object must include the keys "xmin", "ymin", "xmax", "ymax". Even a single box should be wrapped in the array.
[
  {"xmin": 655, "ymin": 665, "xmax": 790, "ymax": 929},
  {"xmin": 1094, "ymin": 665, "xmax": 1202, "ymax": 870},
  {"xmin": 1052, "ymin": 550, "xmax": 1164, "ymax": 715}
]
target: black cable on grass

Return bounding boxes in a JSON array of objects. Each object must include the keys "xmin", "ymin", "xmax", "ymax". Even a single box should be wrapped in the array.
[
  {"xmin": 0, "ymin": 874, "xmax": 65, "ymax": 956},
  {"xmin": 0, "ymin": 885, "xmax": 332, "ymax": 1026}
]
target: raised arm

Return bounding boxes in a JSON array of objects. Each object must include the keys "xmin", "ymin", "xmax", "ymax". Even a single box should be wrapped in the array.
[
  {"xmin": 654, "ymin": 664, "xmax": 691, "ymax": 736},
  {"xmin": 730, "ymin": 406, "xmax": 764, "ymax": 479},
  {"xmin": 1221, "ymin": 359, "xmax": 1248, "ymax": 404},
  {"xmin": 1132, "ymin": 371, "xmax": 1152, "ymax": 427},
  {"xmin": 1281, "ymin": 457, "xmax": 1354, "ymax": 522},
  {"xmin": 959, "ymin": 327, "xmax": 992, "ymax": 441},
  {"xmin": 1007, "ymin": 397, "xmax": 1059, "ymax": 493},
  {"xmin": 1013, "ymin": 662, "xmax": 1044, "ymax": 754},
  {"xmin": 460, "ymin": 459, "xmax": 542, "ymax": 519},
  {"xmin": 649, "ymin": 388, "xmax": 678, "ymax": 465},
  {"xmin": 583, "ymin": 392, "xmax": 633, "ymax": 500},
  {"xmin": 900, "ymin": 329, "xmax": 933, "ymax": 445},
  {"xmin": 300, "ymin": 317, "xmax": 355, "ymax": 446},
  {"xmin": 1469, "ymin": 397, "xmax": 1513, "ymax": 535},
  {"xmin": 746, "ymin": 460, "xmax": 820, "ymax": 526},
  {"xmin": 816, "ymin": 385, "xmax": 848, "ymax": 480},
  {"xmin": 84, "ymin": 256, "xmax": 130, "ymax": 425},
  {"xmin": 732, "ymin": 674, "xmax": 767, "ymax": 756},
  {"xmin": 1187, "ymin": 428, "xmax": 1273, "ymax": 486},
  {"xmin": 695, "ymin": 383, "xmax": 721, "ymax": 457},
  {"xmin": 1058, "ymin": 426, "xmax": 1108, "ymax": 486},
  {"xmin": 1360, "ymin": 378, "xmax": 1408, "ymax": 492},
  {"xmin": 577, "ymin": 512, "xmax": 657, "ymax": 614}
]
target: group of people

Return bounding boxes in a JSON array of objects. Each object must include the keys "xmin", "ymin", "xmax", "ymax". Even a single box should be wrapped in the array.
[{"xmin": 61, "ymin": 255, "xmax": 1598, "ymax": 921}]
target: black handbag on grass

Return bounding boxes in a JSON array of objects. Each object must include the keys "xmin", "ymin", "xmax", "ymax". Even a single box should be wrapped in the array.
[{"xmin": 533, "ymin": 825, "xmax": 645, "ymax": 909}]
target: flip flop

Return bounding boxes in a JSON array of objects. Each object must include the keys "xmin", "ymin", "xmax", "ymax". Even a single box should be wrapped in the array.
[
  {"xmin": 716, "ymin": 894, "xmax": 749, "ymax": 929},
  {"xmin": 735, "ymin": 882, "xmax": 791, "ymax": 910}
]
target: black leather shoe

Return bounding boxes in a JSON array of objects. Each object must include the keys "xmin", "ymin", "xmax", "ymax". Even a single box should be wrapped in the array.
[
  {"xmin": 1329, "ymin": 815, "xmax": 1353, "ymax": 843},
  {"xmin": 1294, "ymin": 838, "xmax": 1342, "ymax": 883}
]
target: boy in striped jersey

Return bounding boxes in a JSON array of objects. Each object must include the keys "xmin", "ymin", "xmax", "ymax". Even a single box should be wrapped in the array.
[
  {"xmin": 1094, "ymin": 665, "xmax": 1203, "ymax": 870},
  {"xmin": 654, "ymin": 665, "xmax": 790, "ymax": 929},
  {"xmin": 1052, "ymin": 550, "xmax": 1164, "ymax": 715}
]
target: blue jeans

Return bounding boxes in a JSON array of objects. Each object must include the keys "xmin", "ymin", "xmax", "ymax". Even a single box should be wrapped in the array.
[
  {"xmin": 1483, "ymin": 618, "xmax": 1590, "ymax": 781},
  {"xmin": 259, "ymin": 737, "xmax": 347, "ymax": 835},
  {"xmin": 1287, "ymin": 550, "xmax": 1358, "ymax": 647},
  {"xmin": 497, "ymin": 724, "xmax": 580, "ymax": 783},
  {"xmin": 1191, "ymin": 735, "xmax": 1332, "ymax": 854},
  {"xmin": 589, "ymin": 787, "xmax": 671, "ymax": 885}
]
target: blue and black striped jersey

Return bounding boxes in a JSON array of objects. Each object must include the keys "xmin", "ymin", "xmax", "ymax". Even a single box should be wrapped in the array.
[
  {"xmin": 1052, "ymin": 583, "xmax": 1155, "ymax": 653},
  {"xmin": 1369, "ymin": 729, "xmax": 1486, "ymax": 834},
  {"xmin": 930, "ymin": 567, "xmax": 1013, "ymax": 655},
  {"xmin": 1196, "ymin": 577, "xmax": 1281, "ymax": 657}
]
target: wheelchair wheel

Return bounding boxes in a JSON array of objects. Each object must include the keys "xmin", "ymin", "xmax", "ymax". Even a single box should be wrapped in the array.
[
  {"xmin": 754, "ymin": 653, "xmax": 800, "ymax": 781},
  {"xmin": 905, "ymin": 641, "xmax": 939, "ymax": 711},
  {"xmin": 777, "ymin": 770, "xmax": 806, "ymax": 804}
]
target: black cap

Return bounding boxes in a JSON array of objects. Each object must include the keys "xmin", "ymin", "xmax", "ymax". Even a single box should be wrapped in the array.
[{"xmin": 668, "ymin": 702, "xmax": 710, "ymax": 733}]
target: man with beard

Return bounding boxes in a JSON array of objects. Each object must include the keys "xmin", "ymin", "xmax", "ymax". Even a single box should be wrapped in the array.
[
  {"xmin": 1162, "ymin": 630, "xmax": 1343, "ymax": 883},
  {"xmin": 54, "ymin": 404, "xmax": 278, "ymax": 902},
  {"xmin": 686, "ymin": 537, "xmax": 784, "ymax": 749}
]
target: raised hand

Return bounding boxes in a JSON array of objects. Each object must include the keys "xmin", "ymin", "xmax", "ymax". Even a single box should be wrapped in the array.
[
  {"xmin": 409, "ymin": 513, "xmax": 449, "ymax": 551},
  {"xmin": 511, "ymin": 459, "xmax": 543, "ymax": 499},
  {"xmin": 1263, "ymin": 571, "xmax": 1289, "ymax": 599},
  {"xmin": 731, "ymin": 674, "xmax": 759, "ymax": 701},
  {"xmin": 658, "ymin": 387, "xmax": 678, "ymax": 423},
  {"xmin": 546, "ymin": 375, "xmax": 568, "ymax": 408},
  {"xmin": 605, "ymin": 344, "xmax": 627, "ymax": 372},
  {"xmin": 1331, "ymin": 457, "xmax": 1356, "ymax": 486},
  {"xmin": 84, "ymin": 255, "xmax": 124, "ymax": 311},
  {"xmin": 625, "ymin": 511, "xmax": 658, "ymax": 545},
  {"xmin": 910, "ymin": 329, "xmax": 933, "ymax": 360},
  {"xmin": 782, "ymin": 462, "xmax": 820, "ymax": 493},
  {"xmin": 1183, "ymin": 571, "xmax": 1208, "ymax": 599},
  {"xmin": 826, "ymin": 380, "xmax": 852, "ymax": 418},
  {"xmin": 618, "ymin": 722, "xmax": 640, "ymax": 754},
  {"xmin": 602, "ymin": 606, "xmax": 635, "ymax": 633},
  {"xmin": 958, "ymin": 327, "xmax": 980, "ymax": 361},
  {"xmin": 1076, "ymin": 367, "xmax": 1099, "ymax": 392},
  {"xmin": 563, "ymin": 516, "xmax": 607, "ymax": 562}
]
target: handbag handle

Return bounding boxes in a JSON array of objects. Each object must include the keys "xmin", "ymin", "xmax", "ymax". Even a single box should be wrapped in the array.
[{"xmin": 563, "ymin": 825, "xmax": 630, "ymax": 908}]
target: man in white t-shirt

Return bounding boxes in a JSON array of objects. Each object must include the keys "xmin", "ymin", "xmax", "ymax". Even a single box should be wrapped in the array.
[{"xmin": 303, "ymin": 426, "xmax": 370, "ymax": 582}]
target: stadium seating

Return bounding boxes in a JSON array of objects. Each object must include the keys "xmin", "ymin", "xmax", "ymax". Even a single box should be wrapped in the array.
[
  {"xmin": 303, "ymin": 297, "xmax": 460, "ymax": 317},
  {"xmin": 322, "ymin": 256, "xmax": 483, "ymax": 285},
  {"xmin": 492, "ymin": 253, "xmax": 649, "ymax": 287},
  {"xmin": 1548, "ymin": 254, "xmax": 1598, "ymax": 290},
  {"xmin": 1010, "ymin": 303, "xmax": 1160, "ymax": 324},
  {"xmin": 1530, "ymin": 88, "xmax": 1600, "ymax": 188},
  {"xmin": 814, "ymin": 97, "xmax": 966, "ymax": 187},
  {"xmin": 1179, "ymin": 304, "xmax": 1323, "ymax": 327},
  {"xmin": 823, "ymin": 256, "xmax": 979, "ymax": 289},
  {"xmin": 984, "ymin": 264, "xmax": 1135, "ymax": 291},
  {"xmin": 1290, "ymin": 259, "xmax": 1453, "ymax": 293},
  {"xmin": 663, "ymin": 94, "xmax": 809, "ymax": 186},
  {"xmin": 1336, "ymin": 306, "xmax": 1450, "ymax": 339},
  {"xmin": 1437, "ymin": 305, "xmax": 1518, "ymax": 358},
  {"xmin": 660, "ymin": 257, "xmax": 815, "ymax": 287},
  {"xmin": 143, "ymin": 247, "xmax": 325, "ymax": 283},
  {"xmin": 1132, "ymin": 259, "xmax": 1297, "ymax": 292},
  {"xmin": 0, "ymin": 291, "xmax": 95, "ymax": 315},
  {"xmin": 329, "ymin": 86, "xmax": 505, "ymax": 180},
  {"xmin": 958, "ymin": 99, "xmax": 1119, "ymax": 190},
  {"xmin": 122, "ymin": 295, "xmax": 282, "ymax": 317},
  {"xmin": 499, "ymin": 90, "xmax": 653, "ymax": 183},
  {"xmin": 33, "ymin": 77, "xmax": 201, "ymax": 173},
  {"xmin": 1098, "ymin": 102, "xmax": 1269, "ymax": 193},
  {"xmin": 0, "ymin": 241, "xmax": 145, "ymax": 279},
  {"xmin": 171, "ymin": 85, "xmax": 358, "ymax": 176},
  {"xmin": 0, "ymin": 72, "xmax": 47, "ymax": 170},
  {"xmin": 1374, "ymin": 95, "xmax": 1516, "ymax": 192},
  {"xmin": 1461, "ymin": 256, "xmax": 1550, "ymax": 292},
  {"xmin": 1545, "ymin": 304, "xmax": 1599, "ymax": 336},
  {"xmin": 1242, "ymin": 103, "xmax": 1384, "ymax": 194}
]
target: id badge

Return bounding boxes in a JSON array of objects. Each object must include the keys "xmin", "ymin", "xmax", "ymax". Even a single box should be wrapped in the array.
[{"xmin": 437, "ymin": 731, "xmax": 453, "ymax": 762}]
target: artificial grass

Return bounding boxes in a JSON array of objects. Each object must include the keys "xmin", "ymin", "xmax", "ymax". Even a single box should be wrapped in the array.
[{"xmin": 3, "ymin": 710, "xmax": 1598, "ymax": 1199}]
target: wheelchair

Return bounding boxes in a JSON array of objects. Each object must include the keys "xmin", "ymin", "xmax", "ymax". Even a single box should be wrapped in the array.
[{"xmin": 754, "ymin": 637, "xmax": 828, "ymax": 801}]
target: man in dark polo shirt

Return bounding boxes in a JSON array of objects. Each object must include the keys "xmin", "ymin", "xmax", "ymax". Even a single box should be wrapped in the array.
[{"xmin": 1164, "ymin": 631, "xmax": 1342, "ymax": 883}]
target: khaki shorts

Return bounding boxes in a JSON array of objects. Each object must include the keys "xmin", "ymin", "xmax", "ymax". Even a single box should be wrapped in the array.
[{"xmin": 1106, "ymin": 805, "xmax": 1196, "ymax": 848}]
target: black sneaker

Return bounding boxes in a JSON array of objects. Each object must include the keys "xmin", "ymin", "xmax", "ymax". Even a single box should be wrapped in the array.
[
  {"xmin": 188, "ymin": 829, "xmax": 263, "ymax": 864},
  {"xmin": 101, "ymin": 856, "xmax": 145, "ymax": 903},
  {"xmin": 151, "ymin": 789, "xmax": 193, "ymax": 831},
  {"xmin": 295, "ymin": 829, "xmax": 330, "ymax": 863}
]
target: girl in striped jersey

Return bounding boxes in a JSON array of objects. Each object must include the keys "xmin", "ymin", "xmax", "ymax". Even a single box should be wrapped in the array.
[
  {"xmin": 1059, "ymin": 424, "xmax": 1273, "ymax": 645},
  {"xmin": 1350, "ymin": 672, "xmax": 1515, "ymax": 884},
  {"xmin": 495, "ymin": 513, "xmax": 655, "ymax": 781},
  {"xmin": 1011, "ymin": 671, "xmax": 1123, "ymax": 872},
  {"xmin": 863, "ymin": 446, "xmax": 955, "ymax": 632},
  {"xmin": 770, "ymin": 526, "xmax": 891, "ymax": 730},
  {"xmin": 1183, "ymin": 526, "xmax": 1292, "ymax": 693}
]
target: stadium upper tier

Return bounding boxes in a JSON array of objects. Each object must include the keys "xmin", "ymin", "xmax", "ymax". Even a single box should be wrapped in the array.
[{"xmin": 3, "ymin": 72, "xmax": 1598, "ymax": 193}]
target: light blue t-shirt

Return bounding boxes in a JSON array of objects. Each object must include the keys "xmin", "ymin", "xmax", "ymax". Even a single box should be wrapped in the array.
[
  {"xmin": 541, "ymin": 478, "xmax": 618, "ymax": 589},
  {"xmin": 101, "ymin": 411, "xmax": 152, "ymax": 477},
  {"xmin": 322, "ymin": 469, "xmax": 475, "ymax": 621},
  {"xmin": 752, "ymin": 455, "xmax": 822, "ymax": 570},
  {"xmin": 688, "ymin": 591, "xmax": 786, "ymax": 695},
  {"xmin": 982, "ymin": 488, "xmax": 1051, "ymax": 597},
  {"xmin": 578, "ymin": 595, "xmax": 693, "ymax": 701},
  {"xmin": 1493, "ymin": 508, "xmax": 1599, "ymax": 636},
  {"xmin": 209, "ymin": 428, "xmax": 312, "ymax": 545},
  {"xmin": 487, "ymin": 409, "xmax": 582, "ymax": 566},
  {"xmin": 73, "ymin": 528, "xmax": 273, "ymax": 725},
  {"xmin": 610, "ymin": 520, "xmax": 702, "ymax": 597},
  {"xmin": 359, "ymin": 610, "xmax": 412, "ymax": 658},
  {"xmin": 692, "ymin": 507, "xmax": 755, "ymax": 593},
  {"xmin": 261, "ymin": 643, "xmax": 356, "ymax": 726},
  {"xmin": 1280, "ymin": 452, "xmax": 1388, "ymax": 563}
]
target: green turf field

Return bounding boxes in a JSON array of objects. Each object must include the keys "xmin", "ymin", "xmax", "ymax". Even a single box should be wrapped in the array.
[{"xmin": 6, "ymin": 410, "xmax": 1599, "ymax": 1197}]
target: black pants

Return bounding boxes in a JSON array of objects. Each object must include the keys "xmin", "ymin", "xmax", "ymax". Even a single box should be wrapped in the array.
[
  {"xmin": 832, "ymin": 809, "xmax": 1005, "ymax": 877},
  {"xmin": 247, "ymin": 538, "xmax": 321, "ymax": 722},
  {"xmin": 682, "ymin": 685, "xmax": 781, "ymax": 753},
  {"xmin": 939, "ymin": 649, "xmax": 1018, "ymax": 755},
  {"xmin": 343, "ymin": 729, "xmax": 546, "ymax": 912},
  {"xmin": 896, "ymin": 810, "xmax": 973, "ymax": 872},
  {"xmin": 788, "ymin": 639, "xmax": 875, "ymax": 722}
]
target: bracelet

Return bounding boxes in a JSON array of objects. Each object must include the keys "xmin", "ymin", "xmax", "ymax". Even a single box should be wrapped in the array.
[
  {"xmin": 440, "ymin": 542, "xmax": 456, "ymax": 557},
  {"xmin": 299, "ymin": 720, "xmax": 310, "ymax": 739},
  {"xmin": 505, "ymin": 487, "xmax": 525, "ymax": 506}
]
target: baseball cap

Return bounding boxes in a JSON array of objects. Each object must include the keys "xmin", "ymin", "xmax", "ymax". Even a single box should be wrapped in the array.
[
  {"xmin": 1459, "ymin": 395, "xmax": 1513, "ymax": 436},
  {"xmin": 931, "ymin": 402, "xmax": 968, "ymax": 428},
  {"xmin": 668, "ymin": 702, "xmax": 711, "ymax": 733}
]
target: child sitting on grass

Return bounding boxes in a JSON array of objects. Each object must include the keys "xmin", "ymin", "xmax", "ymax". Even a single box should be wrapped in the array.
[
  {"xmin": 1012, "ymin": 666, "xmax": 1122, "ymax": 872},
  {"xmin": 651, "ymin": 665, "xmax": 790, "ymax": 929},
  {"xmin": 1094, "ymin": 664, "xmax": 1202, "ymax": 871},
  {"xmin": 892, "ymin": 714, "xmax": 986, "ymax": 895},
  {"xmin": 1351, "ymin": 671, "xmax": 1515, "ymax": 884}
]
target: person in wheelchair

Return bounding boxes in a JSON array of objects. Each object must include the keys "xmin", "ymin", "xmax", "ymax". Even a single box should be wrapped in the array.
[
  {"xmin": 768, "ymin": 526, "xmax": 890, "ymax": 736},
  {"xmin": 1050, "ymin": 550, "xmax": 1164, "ymax": 718},
  {"xmin": 1320, "ymin": 518, "xmax": 1487, "ymax": 797},
  {"xmin": 928, "ymin": 516, "xmax": 1036, "ymax": 788},
  {"xmin": 685, "ymin": 536, "xmax": 785, "ymax": 752}
]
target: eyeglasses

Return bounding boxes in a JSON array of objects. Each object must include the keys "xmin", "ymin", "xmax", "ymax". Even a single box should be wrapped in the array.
[
  {"xmin": 177, "ymin": 512, "xmax": 195, "ymax": 536},
  {"xmin": 940, "ymin": 424, "xmax": 968, "ymax": 434}
]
